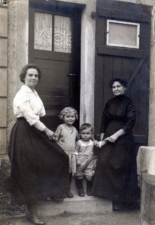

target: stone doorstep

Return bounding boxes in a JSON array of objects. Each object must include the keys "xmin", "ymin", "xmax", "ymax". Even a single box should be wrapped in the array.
[
  {"xmin": 36, "ymin": 178, "xmax": 112, "ymax": 217},
  {"xmin": 36, "ymin": 198, "xmax": 112, "ymax": 218}
]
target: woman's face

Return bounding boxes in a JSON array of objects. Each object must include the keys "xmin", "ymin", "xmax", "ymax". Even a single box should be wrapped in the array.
[
  {"xmin": 112, "ymin": 81, "xmax": 126, "ymax": 96},
  {"xmin": 24, "ymin": 68, "xmax": 39, "ymax": 89}
]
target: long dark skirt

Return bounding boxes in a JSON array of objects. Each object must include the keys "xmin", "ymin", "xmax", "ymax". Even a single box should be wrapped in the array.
[
  {"xmin": 5, "ymin": 118, "xmax": 69, "ymax": 205},
  {"xmin": 93, "ymin": 121, "xmax": 139, "ymax": 202}
]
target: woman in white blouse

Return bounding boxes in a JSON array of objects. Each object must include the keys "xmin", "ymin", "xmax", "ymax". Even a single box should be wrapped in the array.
[{"xmin": 5, "ymin": 64, "xmax": 69, "ymax": 225}]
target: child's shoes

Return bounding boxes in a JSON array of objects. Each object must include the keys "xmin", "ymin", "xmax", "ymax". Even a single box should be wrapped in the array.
[
  {"xmin": 87, "ymin": 180, "xmax": 93, "ymax": 196},
  {"xmin": 78, "ymin": 188, "xmax": 84, "ymax": 197},
  {"xmin": 76, "ymin": 179, "xmax": 85, "ymax": 197}
]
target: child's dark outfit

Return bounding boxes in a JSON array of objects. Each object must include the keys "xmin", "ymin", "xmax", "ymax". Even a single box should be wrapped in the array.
[{"xmin": 76, "ymin": 139, "xmax": 102, "ymax": 196}]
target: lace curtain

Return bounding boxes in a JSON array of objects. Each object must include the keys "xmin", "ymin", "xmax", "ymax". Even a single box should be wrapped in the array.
[
  {"xmin": 34, "ymin": 12, "xmax": 52, "ymax": 51},
  {"xmin": 54, "ymin": 15, "xmax": 72, "ymax": 53},
  {"xmin": 34, "ymin": 13, "xmax": 72, "ymax": 53}
]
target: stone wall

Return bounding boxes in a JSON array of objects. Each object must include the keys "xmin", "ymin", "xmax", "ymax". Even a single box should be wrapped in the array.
[
  {"xmin": 7, "ymin": 0, "xmax": 29, "ymax": 142},
  {"xmin": 0, "ymin": 4, "xmax": 8, "ymax": 154}
]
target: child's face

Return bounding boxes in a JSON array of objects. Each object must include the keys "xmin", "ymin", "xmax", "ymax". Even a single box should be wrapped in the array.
[
  {"xmin": 63, "ymin": 112, "xmax": 75, "ymax": 126},
  {"xmin": 80, "ymin": 128, "xmax": 92, "ymax": 141}
]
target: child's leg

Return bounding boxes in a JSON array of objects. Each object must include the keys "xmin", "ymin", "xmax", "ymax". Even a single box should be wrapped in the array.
[
  {"xmin": 85, "ymin": 159, "xmax": 94, "ymax": 196},
  {"xmin": 86, "ymin": 175, "xmax": 93, "ymax": 196},
  {"xmin": 75, "ymin": 176, "xmax": 84, "ymax": 197},
  {"xmin": 66, "ymin": 173, "xmax": 73, "ymax": 198}
]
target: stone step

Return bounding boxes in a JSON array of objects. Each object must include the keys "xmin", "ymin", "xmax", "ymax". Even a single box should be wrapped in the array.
[
  {"xmin": 37, "ymin": 178, "xmax": 112, "ymax": 217},
  {"xmin": 36, "ymin": 198, "xmax": 112, "ymax": 217}
]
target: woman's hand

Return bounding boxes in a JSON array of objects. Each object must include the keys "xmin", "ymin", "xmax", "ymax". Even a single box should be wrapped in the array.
[
  {"xmin": 43, "ymin": 127, "xmax": 55, "ymax": 140},
  {"xmin": 106, "ymin": 129, "xmax": 125, "ymax": 143},
  {"xmin": 106, "ymin": 134, "xmax": 118, "ymax": 143}
]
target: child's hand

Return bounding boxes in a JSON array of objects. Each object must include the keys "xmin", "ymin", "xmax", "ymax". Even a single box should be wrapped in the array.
[
  {"xmin": 44, "ymin": 128, "xmax": 55, "ymax": 140},
  {"xmin": 100, "ymin": 139, "xmax": 108, "ymax": 147},
  {"xmin": 76, "ymin": 160, "xmax": 81, "ymax": 166}
]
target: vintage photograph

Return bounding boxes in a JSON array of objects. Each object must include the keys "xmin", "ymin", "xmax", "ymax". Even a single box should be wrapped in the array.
[{"xmin": 0, "ymin": 0, "xmax": 154, "ymax": 224}]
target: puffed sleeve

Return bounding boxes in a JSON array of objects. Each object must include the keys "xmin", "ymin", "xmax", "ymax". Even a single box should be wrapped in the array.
[
  {"xmin": 122, "ymin": 100, "xmax": 136, "ymax": 133},
  {"xmin": 13, "ymin": 88, "xmax": 46, "ymax": 131},
  {"xmin": 54, "ymin": 125, "xmax": 62, "ymax": 142},
  {"xmin": 100, "ymin": 101, "xmax": 110, "ymax": 133},
  {"xmin": 18, "ymin": 101, "xmax": 46, "ymax": 131}
]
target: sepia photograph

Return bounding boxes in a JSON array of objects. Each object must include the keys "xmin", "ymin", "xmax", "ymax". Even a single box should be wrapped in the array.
[{"xmin": 0, "ymin": 0, "xmax": 154, "ymax": 224}]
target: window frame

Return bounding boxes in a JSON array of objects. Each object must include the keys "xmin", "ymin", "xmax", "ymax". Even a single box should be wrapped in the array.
[{"xmin": 106, "ymin": 19, "xmax": 140, "ymax": 49}]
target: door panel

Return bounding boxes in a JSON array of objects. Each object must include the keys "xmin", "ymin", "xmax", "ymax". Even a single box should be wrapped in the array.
[
  {"xmin": 95, "ymin": 0, "xmax": 151, "ymax": 150},
  {"xmin": 29, "ymin": 1, "xmax": 85, "ymax": 130}
]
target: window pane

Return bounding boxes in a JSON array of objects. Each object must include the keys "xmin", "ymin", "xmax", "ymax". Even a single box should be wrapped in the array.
[
  {"xmin": 34, "ymin": 12, "xmax": 52, "ymax": 51},
  {"xmin": 107, "ymin": 20, "xmax": 140, "ymax": 48},
  {"xmin": 54, "ymin": 16, "xmax": 72, "ymax": 53}
]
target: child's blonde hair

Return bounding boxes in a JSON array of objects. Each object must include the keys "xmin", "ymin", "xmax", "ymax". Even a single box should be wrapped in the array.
[{"xmin": 59, "ymin": 107, "xmax": 78, "ymax": 120}]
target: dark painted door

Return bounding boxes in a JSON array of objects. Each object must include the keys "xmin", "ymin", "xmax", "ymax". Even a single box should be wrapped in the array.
[
  {"xmin": 29, "ymin": 1, "xmax": 84, "ymax": 130},
  {"xmin": 95, "ymin": 0, "xmax": 151, "ymax": 150}
]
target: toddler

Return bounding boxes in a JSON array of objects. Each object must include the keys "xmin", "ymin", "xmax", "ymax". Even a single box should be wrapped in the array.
[
  {"xmin": 54, "ymin": 107, "xmax": 79, "ymax": 198},
  {"xmin": 75, "ymin": 123, "xmax": 107, "ymax": 197}
]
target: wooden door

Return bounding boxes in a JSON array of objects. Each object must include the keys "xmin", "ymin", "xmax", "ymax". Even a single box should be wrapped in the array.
[
  {"xmin": 95, "ymin": 0, "xmax": 151, "ymax": 150},
  {"xmin": 29, "ymin": 0, "xmax": 85, "ymax": 130}
]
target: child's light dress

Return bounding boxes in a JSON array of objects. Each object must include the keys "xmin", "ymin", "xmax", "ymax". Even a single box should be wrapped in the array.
[{"xmin": 54, "ymin": 124, "xmax": 79, "ymax": 175}]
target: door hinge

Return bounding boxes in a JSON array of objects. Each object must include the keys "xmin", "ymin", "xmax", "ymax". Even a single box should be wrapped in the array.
[{"xmin": 91, "ymin": 11, "xmax": 97, "ymax": 19}]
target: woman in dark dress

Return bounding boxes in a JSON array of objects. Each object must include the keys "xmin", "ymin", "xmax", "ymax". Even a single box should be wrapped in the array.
[
  {"xmin": 5, "ymin": 64, "xmax": 69, "ymax": 224},
  {"xmin": 93, "ymin": 78, "xmax": 139, "ymax": 211}
]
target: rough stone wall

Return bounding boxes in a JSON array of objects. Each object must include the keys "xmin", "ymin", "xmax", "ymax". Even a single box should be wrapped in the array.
[
  {"xmin": 0, "ymin": 4, "xmax": 8, "ymax": 154},
  {"xmin": 7, "ymin": 0, "xmax": 28, "ymax": 142}
]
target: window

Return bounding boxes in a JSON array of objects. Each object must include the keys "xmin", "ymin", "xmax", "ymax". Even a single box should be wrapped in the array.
[
  {"xmin": 34, "ymin": 12, "xmax": 72, "ymax": 53},
  {"xmin": 106, "ymin": 20, "xmax": 140, "ymax": 49}
]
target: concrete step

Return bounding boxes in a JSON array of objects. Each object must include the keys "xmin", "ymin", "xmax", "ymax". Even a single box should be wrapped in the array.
[
  {"xmin": 37, "ymin": 178, "xmax": 112, "ymax": 217},
  {"xmin": 37, "ymin": 197, "xmax": 112, "ymax": 217}
]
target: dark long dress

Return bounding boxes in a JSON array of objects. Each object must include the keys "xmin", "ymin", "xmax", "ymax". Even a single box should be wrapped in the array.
[
  {"xmin": 5, "ymin": 118, "xmax": 69, "ymax": 205},
  {"xmin": 93, "ymin": 95, "xmax": 139, "ymax": 202}
]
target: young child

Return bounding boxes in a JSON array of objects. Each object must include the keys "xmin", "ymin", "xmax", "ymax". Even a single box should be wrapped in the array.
[
  {"xmin": 54, "ymin": 107, "xmax": 79, "ymax": 198},
  {"xmin": 75, "ymin": 123, "xmax": 107, "ymax": 197}
]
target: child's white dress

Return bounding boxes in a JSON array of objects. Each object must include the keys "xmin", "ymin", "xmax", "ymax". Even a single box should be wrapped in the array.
[{"xmin": 55, "ymin": 124, "xmax": 79, "ymax": 175}]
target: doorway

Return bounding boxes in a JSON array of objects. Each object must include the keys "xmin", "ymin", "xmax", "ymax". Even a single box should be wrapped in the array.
[{"xmin": 29, "ymin": 0, "xmax": 85, "ymax": 130}]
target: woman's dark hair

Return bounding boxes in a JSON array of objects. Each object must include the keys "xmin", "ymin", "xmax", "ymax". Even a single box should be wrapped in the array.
[
  {"xmin": 19, "ymin": 64, "xmax": 42, "ymax": 83},
  {"xmin": 110, "ymin": 78, "xmax": 127, "ymax": 88}
]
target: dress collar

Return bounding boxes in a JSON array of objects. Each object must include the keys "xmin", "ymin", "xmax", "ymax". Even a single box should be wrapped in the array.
[{"xmin": 21, "ymin": 84, "xmax": 38, "ymax": 94}]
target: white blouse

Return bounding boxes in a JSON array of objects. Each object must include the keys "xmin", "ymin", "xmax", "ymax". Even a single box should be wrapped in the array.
[{"xmin": 13, "ymin": 85, "xmax": 46, "ymax": 131}]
